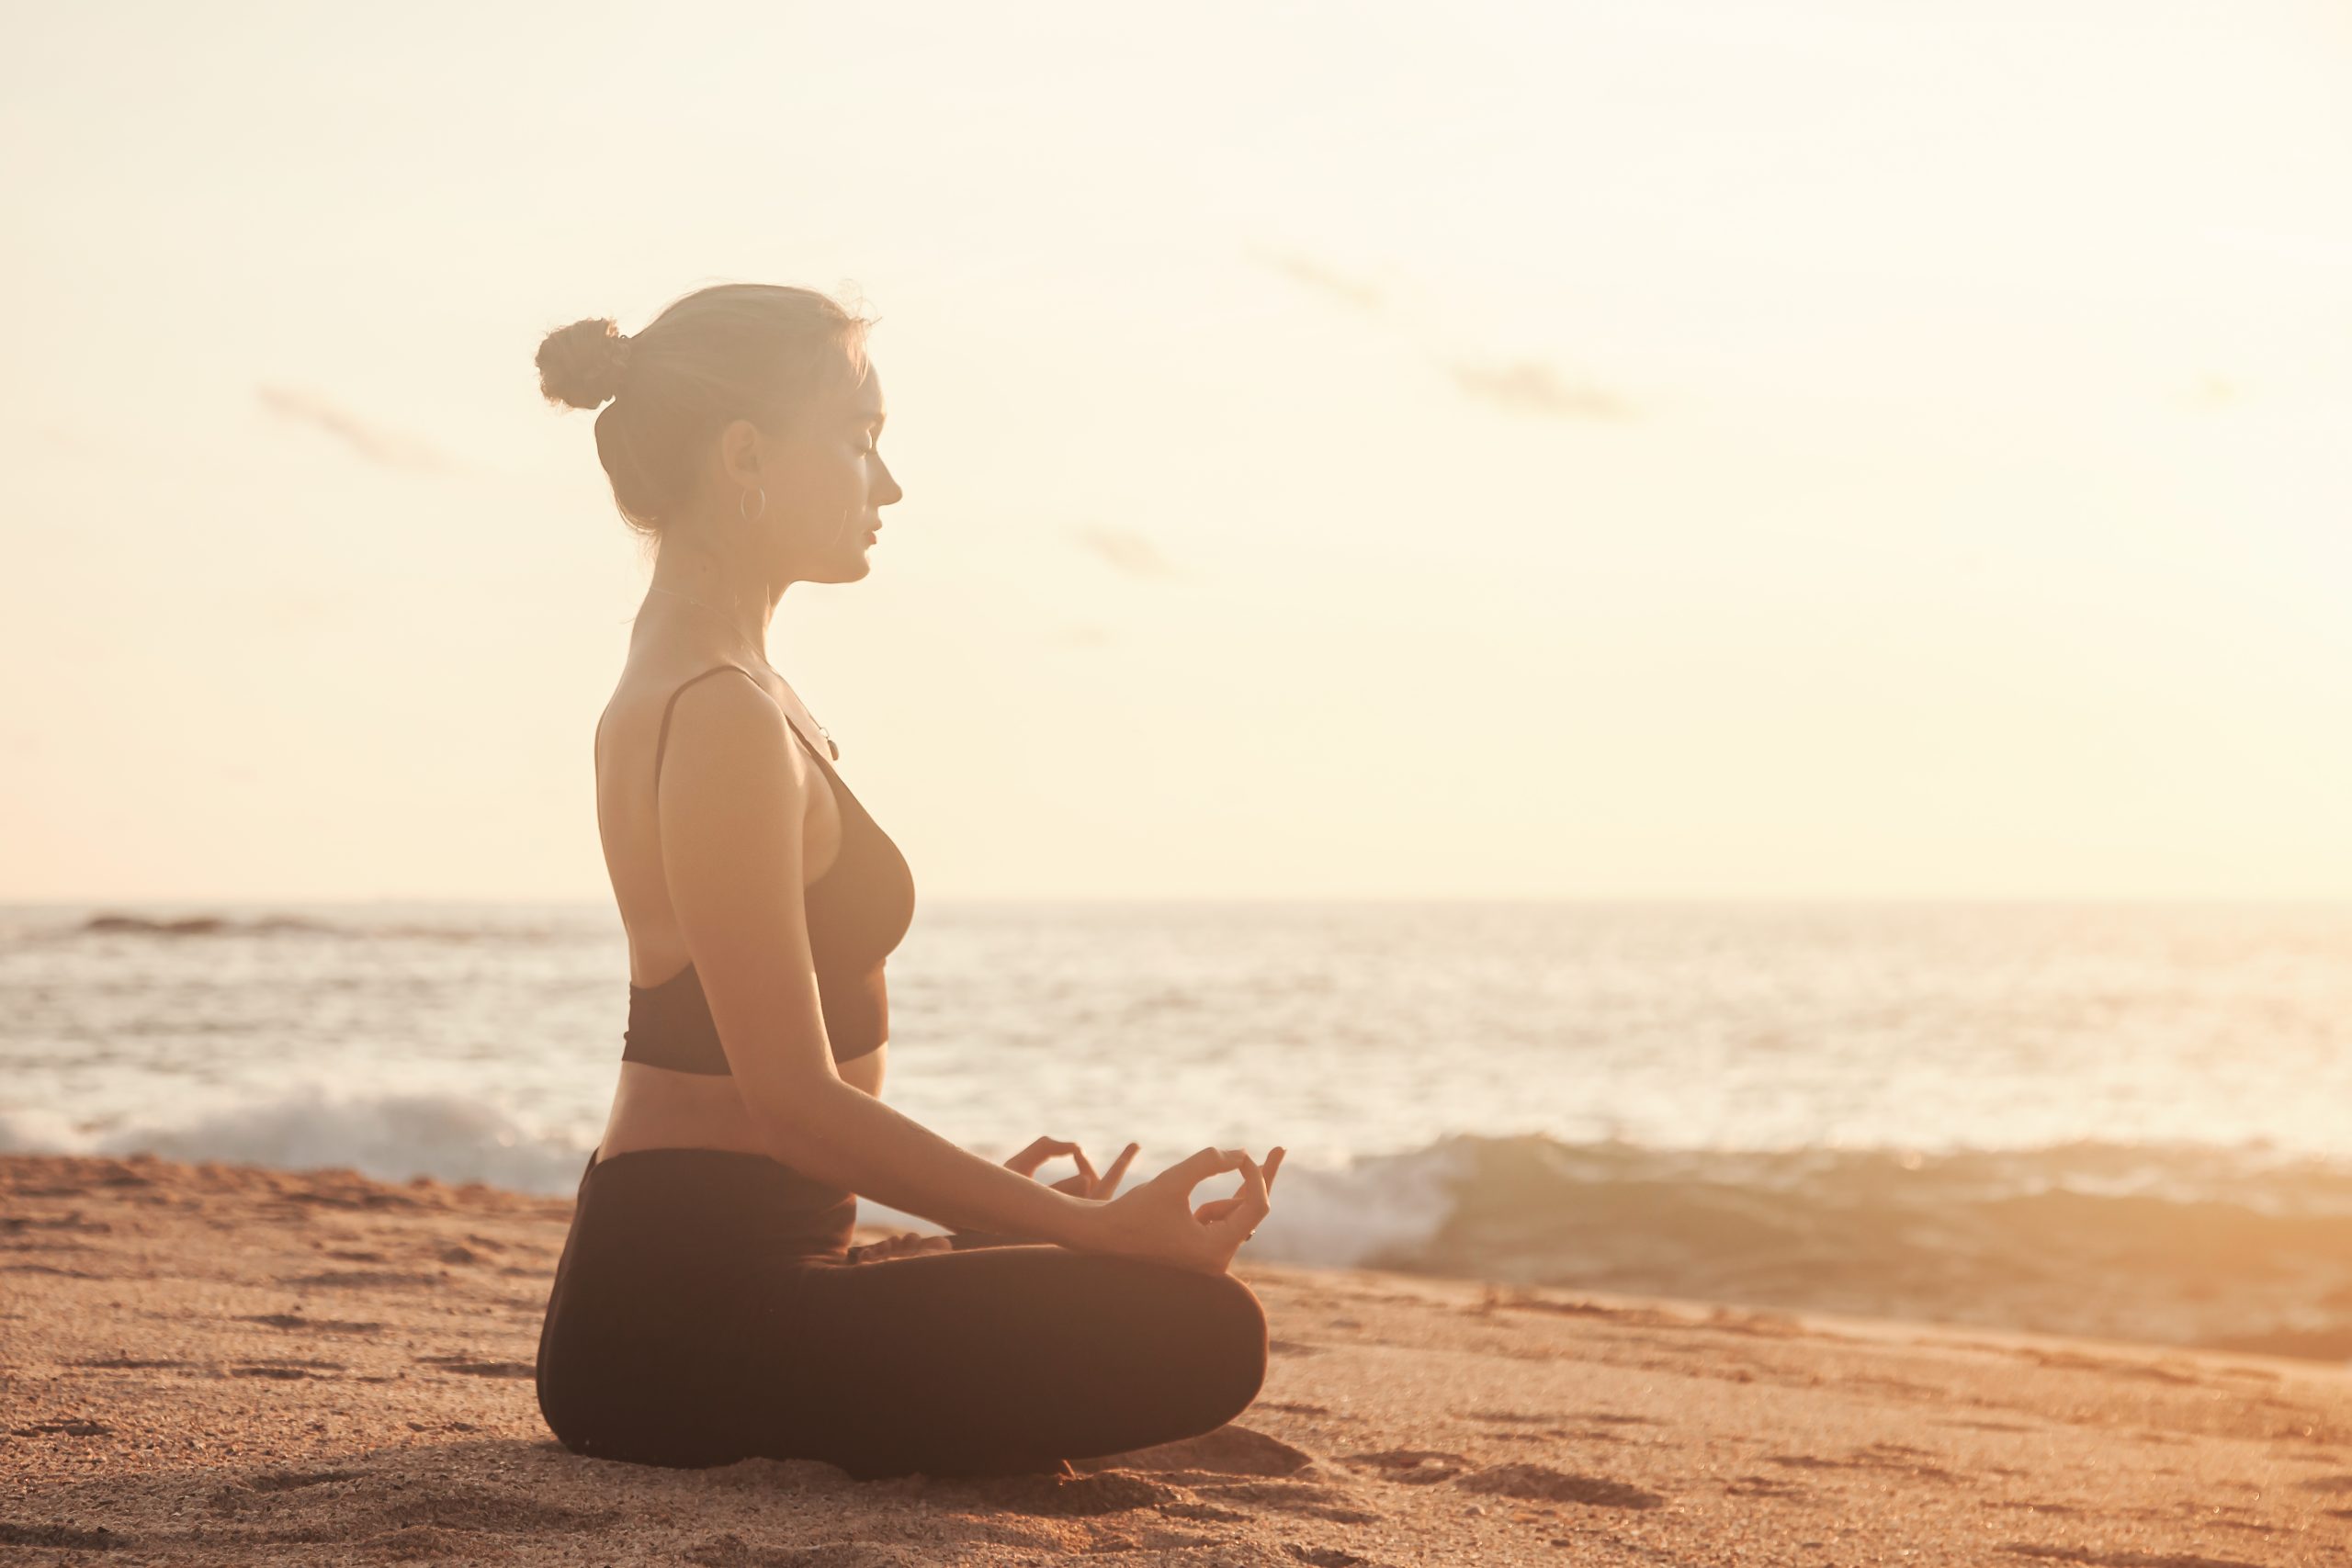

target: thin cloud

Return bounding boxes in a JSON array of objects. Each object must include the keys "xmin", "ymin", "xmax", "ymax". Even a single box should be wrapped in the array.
[
  {"xmin": 1445, "ymin": 359, "xmax": 1634, "ymax": 422},
  {"xmin": 255, "ymin": 385, "xmax": 460, "ymax": 471},
  {"xmin": 1248, "ymin": 246, "xmax": 1385, "ymax": 314},
  {"xmin": 1071, "ymin": 525, "xmax": 1180, "ymax": 581},
  {"xmin": 1246, "ymin": 246, "xmax": 1638, "ymax": 423}
]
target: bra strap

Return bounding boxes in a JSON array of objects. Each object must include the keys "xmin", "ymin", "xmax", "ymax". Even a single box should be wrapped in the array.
[{"xmin": 650, "ymin": 665, "xmax": 761, "ymax": 805}]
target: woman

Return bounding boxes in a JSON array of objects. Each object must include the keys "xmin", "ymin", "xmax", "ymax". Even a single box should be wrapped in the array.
[{"xmin": 529, "ymin": 282, "xmax": 1283, "ymax": 1481}]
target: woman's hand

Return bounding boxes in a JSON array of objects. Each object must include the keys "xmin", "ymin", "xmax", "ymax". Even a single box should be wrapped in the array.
[
  {"xmin": 1193, "ymin": 1145, "xmax": 1283, "ymax": 1226},
  {"xmin": 1003, "ymin": 1136, "xmax": 1141, "ymax": 1200},
  {"xmin": 936, "ymin": 1137, "xmax": 1147, "ymax": 1252},
  {"xmin": 1074, "ymin": 1145, "xmax": 1283, "ymax": 1275}
]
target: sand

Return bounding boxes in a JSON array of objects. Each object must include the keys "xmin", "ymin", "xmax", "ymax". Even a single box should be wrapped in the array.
[{"xmin": 5, "ymin": 1153, "xmax": 2348, "ymax": 1566}]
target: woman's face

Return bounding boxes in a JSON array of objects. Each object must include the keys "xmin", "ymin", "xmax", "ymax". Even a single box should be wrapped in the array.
[{"xmin": 722, "ymin": 360, "xmax": 902, "ymax": 587}]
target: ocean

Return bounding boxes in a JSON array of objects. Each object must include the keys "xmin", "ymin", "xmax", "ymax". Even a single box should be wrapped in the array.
[{"xmin": 6, "ymin": 899, "xmax": 2349, "ymax": 1359}]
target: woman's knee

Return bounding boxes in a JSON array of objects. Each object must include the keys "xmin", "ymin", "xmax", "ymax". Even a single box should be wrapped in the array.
[
  {"xmin": 1216, "ymin": 1274, "xmax": 1271, "ymax": 1412},
  {"xmin": 1162, "ymin": 1269, "xmax": 1269, "ymax": 1426}
]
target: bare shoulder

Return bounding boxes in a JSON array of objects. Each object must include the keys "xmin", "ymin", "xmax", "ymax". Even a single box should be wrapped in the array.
[{"xmin": 652, "ymin": 665, "xmax": 806, "ymax": 802}]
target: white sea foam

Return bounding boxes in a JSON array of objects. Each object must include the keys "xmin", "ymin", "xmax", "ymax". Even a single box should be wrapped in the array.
[
  {"xmin": 0, "ymin": 1088, "xmax": 589, "ymax": 1197},
  {"xmin": 7, "ymin": 898, "xmax": 2352, "ymax": 1356}
]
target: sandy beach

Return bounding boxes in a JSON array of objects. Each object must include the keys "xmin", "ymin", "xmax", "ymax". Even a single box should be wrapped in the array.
[{"xmin": 5, "ymin": 1152, "xmax": 2347, "ymax": 1566}]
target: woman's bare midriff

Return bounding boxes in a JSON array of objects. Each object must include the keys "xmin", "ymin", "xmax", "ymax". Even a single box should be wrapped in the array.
[{"xmin": 592, "ymin": 660, "xmax": 854, "ymax": 1162}]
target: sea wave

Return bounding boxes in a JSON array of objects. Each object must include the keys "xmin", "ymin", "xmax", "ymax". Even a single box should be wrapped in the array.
[
  {"xmin": 0, "ymin": 908, "xmax": 597, "ymax": 944},
  {"xmin": 1266, "ymin": 1133, "xmax": 2352, "ymax": 1361},
  {"xmin": 7, "ymin": 1093, "xmax": 2347, "ymax": 1360},
  {"xmin": 0, "ymin": 1089, "xmax": 591, "ymax": 1197}
]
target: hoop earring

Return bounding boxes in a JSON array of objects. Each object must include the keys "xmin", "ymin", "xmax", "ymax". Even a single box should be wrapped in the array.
[{"xmin": 740, "ymin": 487, "xmax": 768, "ymax": 524}]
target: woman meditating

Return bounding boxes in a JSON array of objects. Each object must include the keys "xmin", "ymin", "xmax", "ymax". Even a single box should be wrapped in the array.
[{"xmin": 529, "ymin": 282, "xmax": 1282, "ymax": 1481}]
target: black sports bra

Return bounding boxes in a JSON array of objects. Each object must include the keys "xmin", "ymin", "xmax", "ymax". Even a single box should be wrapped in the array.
[{"xmin": 615, "ymin": 665, "xmax": 916, "ymax": 1076}]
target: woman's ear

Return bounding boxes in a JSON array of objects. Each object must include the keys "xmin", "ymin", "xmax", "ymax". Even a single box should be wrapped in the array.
[{"xmin": 716, "ymin": 416, "xmax": 767, "ymax": 490}]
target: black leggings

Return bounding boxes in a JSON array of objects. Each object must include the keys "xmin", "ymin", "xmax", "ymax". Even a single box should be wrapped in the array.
[{"xmin": 534, "ymin": 1147, "xmax": 1269, "ymax": 1479}]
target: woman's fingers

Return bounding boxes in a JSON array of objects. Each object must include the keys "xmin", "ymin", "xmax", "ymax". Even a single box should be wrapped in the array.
[
  {"xmin": 1012, "ymin": 1136, "xmax": 1061, "ymax": 1174},
  {"xmin": 1204, "ymin": 1153, "xmax": 1272, "ymax": 1242},
  {"xmin": 1004, "ymin": 1135, "xmax": 1073, "ymax": 1179},
  {"xmin": 1235, "ymin": 1152, "xmax": 1270, "ymax": 1216},
  {"xmin": 1155, "ymin": 1145, "xmax": 1250, "ymax": 1199},
  {"xmin": 1096, "ymin": 1142, "xmax": 1141, "ymax": 1200},
  {"xmin": 1011, "ymin": 1137, "xmax": 1165, "ymax": 1199},
  {"xmin": 1193, "ymin": 1145, "xmax": 1284, "ymax": 1223}
]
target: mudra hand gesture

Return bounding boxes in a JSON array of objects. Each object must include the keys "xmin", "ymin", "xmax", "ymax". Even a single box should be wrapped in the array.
[
  {"xmin": 1079, "ymin": 1144, "xmax": 1285, "ymax": 1275},
  {"xmin": 1008, "ymin": 1137, "xmax": 1284, "ymax": 1237},
  {"xmin": 1003, "ymin": 1135, "xmax": 1142, "ymax": 1200},
  {"xmin": 852, "ymin": 1138, "xmax": 1284, "ymax": 1271}
]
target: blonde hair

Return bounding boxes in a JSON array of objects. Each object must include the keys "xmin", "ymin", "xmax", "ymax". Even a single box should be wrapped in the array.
[{"xmin": 535, "ymin": 283, "xmax": 876, "ymax": 536}]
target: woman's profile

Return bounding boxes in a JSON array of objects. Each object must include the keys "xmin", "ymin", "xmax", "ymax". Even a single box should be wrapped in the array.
[{"xmin": 528, "ymin": 281, "xmax": 1283, "ymax": 1480}]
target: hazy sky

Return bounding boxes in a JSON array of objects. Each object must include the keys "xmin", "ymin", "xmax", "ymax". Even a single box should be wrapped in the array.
[{"xmin": 3, "ymin": 1, "xmax": 2347, "ymax": 900}]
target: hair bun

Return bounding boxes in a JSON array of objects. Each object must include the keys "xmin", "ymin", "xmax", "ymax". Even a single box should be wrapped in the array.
[{"xmin": 536, "ymin": 317, "xmax": 634, "ymax": 410}]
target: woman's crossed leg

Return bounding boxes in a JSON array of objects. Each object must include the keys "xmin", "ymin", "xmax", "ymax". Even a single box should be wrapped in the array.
[{"xmin": 749, "ymin": 1242, "xmax": 1269, "ymax": 1480}]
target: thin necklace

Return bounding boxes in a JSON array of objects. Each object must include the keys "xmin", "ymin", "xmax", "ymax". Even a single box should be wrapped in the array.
[{"xmin": 643, "ymin": 583, "xmax": 838, "ymax": 760}]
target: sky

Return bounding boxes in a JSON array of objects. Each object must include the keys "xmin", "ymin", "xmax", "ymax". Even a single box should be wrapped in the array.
[{"xmin": 2, "ymin": 0, "xmax": 2347, "ymax": 901}]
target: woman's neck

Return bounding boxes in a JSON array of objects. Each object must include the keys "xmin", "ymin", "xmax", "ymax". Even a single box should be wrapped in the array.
[{"xmin": 646, "ymin": 546, "xmax": 780, "ymax": 663}]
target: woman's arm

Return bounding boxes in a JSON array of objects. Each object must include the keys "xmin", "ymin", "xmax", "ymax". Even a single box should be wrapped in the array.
[
  {"xmin": 656, "ymin": 674, "xmax": 1097, "ymax": 1246},
  {"xmin": 835, "ymin": 1044, "xmax": 1015, "ymax": 1247},
  {"xmin": 837, "ymin": 1042, "xmax": 887, "ymax": 1100}
]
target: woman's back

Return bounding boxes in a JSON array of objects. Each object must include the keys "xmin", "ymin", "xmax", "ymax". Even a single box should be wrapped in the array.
[{"xmin": 590, "ymin": 649, "xmax": 913, "ymax": 1156}]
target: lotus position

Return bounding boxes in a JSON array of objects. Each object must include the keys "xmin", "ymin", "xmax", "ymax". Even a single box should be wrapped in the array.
[{"xmin": 529, "ymin": 282, "xmax": 1282, "ymax": 1480}]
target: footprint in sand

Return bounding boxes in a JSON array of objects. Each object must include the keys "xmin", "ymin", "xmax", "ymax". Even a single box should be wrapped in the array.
[
  {"xmin": 230, "ymin": 1363, "xmax": 343, "ymax": 1381},
  {"xmin": 1768, "ymin": 1443, "xmax": 1960, "ymax": 1483},
  {"xmin": 2000, "ymin": 1546, "xmax": 2267, "ymax": 1568},
  {"xmin": 235, "ymin": 1477, "xmax": 617, "ymax": 1546},
  {"xmin": 1725, "ymin": 1474, "xmax": 1808, "ymax": 1500},
  {"xmin": 1157, "ymin": 1500, "xmax": 1250, "ymax": 1523},
  {"xmin": 0, "ymin": 1262, "xmax": 101, "ymax": 1279},
  {"xmin": 282, "ymin": 1269, "xmax": 441, "ymax": 1289},
  {"xmin": 1, "ymin": 1212, "xmax": 110, "ymax": 1235},
  {"xmin": 1186, "ymin": 1480, "xmax": 1382, "ymax": 1525},
  {"xmin": 1340, "ymin": 1449, "xmax": 1471, "ymax": 1485},
  {"xmin": 1283, "ymin": 1546, "xmax": 1378, "ymax": 1567},
  {"xmin": 0, "ymin": 1524, "xmax": 137, "ymax": 1551},
  {"xmin": 1455, "ymin": 1463, "xmax": 1665, "ymax": 1510},
  {"xmin": 414, "ymin": 1353, "xmax": 536, "ymax": 1379},
  {"xmin": 9, "ymin": 1418, "xmax": 114, "ymax": 1438},
  {"xmin": 237, "ymin": 1313, "xmax": 384, "ymax": 1334},
  {"xmin": 244, "ymin": 1470, "xmax": 363, "ymax": 1493}
]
